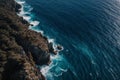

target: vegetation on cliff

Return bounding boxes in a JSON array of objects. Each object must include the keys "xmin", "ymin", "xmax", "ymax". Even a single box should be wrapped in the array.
[{"xmin": 0, "ymin": 0, "xmax": 53, "ymax": 80}]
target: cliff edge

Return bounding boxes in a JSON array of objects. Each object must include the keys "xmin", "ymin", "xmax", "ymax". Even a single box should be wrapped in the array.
[{"xmin": 0, "ymin": 0, "xmax": 53, "ymax": 80}]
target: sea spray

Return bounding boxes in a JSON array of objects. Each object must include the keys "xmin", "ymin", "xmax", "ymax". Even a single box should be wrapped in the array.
[
  {"xmin": 15, "ymin": 0, "xmax": 69, "ymax": 79},
  {"xmin": 15, "ymin": 0, "xmax": 43, "ymax": 33}
]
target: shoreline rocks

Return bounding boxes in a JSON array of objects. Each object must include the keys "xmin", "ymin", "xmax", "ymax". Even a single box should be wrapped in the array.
[
  {"xmin": 57, "ymin": 45, "xmax": 63, "ymax": 50},
  {"xmin": 0, "ymin": 0, "xmax": 56, "ymax": 80},
  {"xmin": 48, "ymin": 42, "xmax": 63, "ymax": 55}
]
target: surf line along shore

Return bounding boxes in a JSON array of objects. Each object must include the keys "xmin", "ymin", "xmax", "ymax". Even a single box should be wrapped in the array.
[
  {"xmin": 15, "ymin": 0, "xmax": 63, "ymax": 54},
  {"xmin": 0, "ymin": 0, "xmax": 63, "ymax": 80}
]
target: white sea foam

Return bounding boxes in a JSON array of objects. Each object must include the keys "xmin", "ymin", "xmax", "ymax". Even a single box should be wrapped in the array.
[
  {"xmin": 15, "ymin": 0, "xmax": 68, "ymax": 79},
  {"xmin": 15, "ymin": 0, "xmax": 25, "ymax": 16},
  {"xmin": 60, "ymin": 68, "xmax": 68, "ymax": 72},
  {"xmin": 41, "ymin": 62, "xmax": 58, "ymax": 75},
  {"xmin": 33, "ymin": 29, "xmax": 44, "ymax": 34},
  {"xmin": 16, "ymin": 0, "xmax": 25, "ymax": 5},
  {"xmin": 41, "ymin": 66, "xmax": 50, "ymax": 76},
  {"xmin": 47, "ymin": 38, "xmax": 58, "ymax": 50},
  {"xmin": 30, "ymin": 21, "xmax": 40, "ymax": 26},
  {"xmin": 23, "ymin": 15, "xmax": 31, "ymax": 21},
  {"xmin": 54, "ymin": 73, "xmax": 62, "ymax": 77},
  {"xmin": 48, "ymin": 38, "xmax": 55, "ymax": 43},
  {"xmin": 28, "ymin": 7, "xmax": 33, "ymax": 12},
  {"xmin": 53, "ymin": 67, "xmax": 68, "ymax": 77},
  {"xmin": 41, "ymin": 54, "xmax": 68, "ymax": 79},
  {"xmin": 50, "ymin": 54, "xmax": 62, "ymax": 61},
  {"xmin": 16, "ymin": 0, "xmax": 33, "ymax": 18},
  {"xmin": 47, "ymin": 38, "xmax": 64, "ymax": 51}
]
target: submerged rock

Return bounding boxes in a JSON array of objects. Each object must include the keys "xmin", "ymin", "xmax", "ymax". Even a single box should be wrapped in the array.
[
  {"xmin": 53, "ymin": 50, "xmax": 58, "ymax": 55},
  {"xmin": 48, "ymin": 42, "xmax": 59, "ymax": 55},
  {"xmin": 30, "ymin": 24, "xmax": 34, "ymax": 26},
  {"xmin": 57, "ymin": 45, "xmax": 63, "ymax": 50}
]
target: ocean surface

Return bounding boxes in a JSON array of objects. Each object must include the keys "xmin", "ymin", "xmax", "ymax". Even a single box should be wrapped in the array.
[{"xmin": 16, "ymin": 0, "xmax": 120, "ymax": 80}]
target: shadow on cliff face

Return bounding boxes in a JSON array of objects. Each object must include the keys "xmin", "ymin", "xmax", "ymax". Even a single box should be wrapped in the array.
[
  {"xmin": 14, "ymin": 29, "xmax": 51, "ymax": 65},
  {"xmin": 0, "ymin": 0, "xmax": 21, "ymax": 12},
  {"xmin": 2, "ymin": 58, "xmax": 25, "ymax": 80},
  {"xmin": 0, "ymin": 0, "xmax": 51, "ymax": 79}
]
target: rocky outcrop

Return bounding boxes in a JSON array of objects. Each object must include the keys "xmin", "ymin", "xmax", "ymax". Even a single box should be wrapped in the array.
[
  {"xmin": 0, "ymin": 0, "xmax": 21, "ymax": 12},
  {"xmin": 48, "ymin": 43, "xmax": 63, "ymax": 55},
  {"xmin": 15, "ymin": 30, "xmax": 50, "ymax": 65},
  {"xmin": 0, "ymin": 0, "xmax": 53, "ymax": 80}
]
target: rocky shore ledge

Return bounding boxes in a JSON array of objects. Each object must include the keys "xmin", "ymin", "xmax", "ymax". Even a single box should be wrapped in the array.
[{"xmin": 0, "ymin": 0, "xmax": 58, "ymax": 80}]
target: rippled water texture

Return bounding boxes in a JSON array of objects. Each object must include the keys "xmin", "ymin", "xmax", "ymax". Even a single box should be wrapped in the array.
[{"xmin": 16, "ymin": 0, "xmax": 120, "ymax": 80}]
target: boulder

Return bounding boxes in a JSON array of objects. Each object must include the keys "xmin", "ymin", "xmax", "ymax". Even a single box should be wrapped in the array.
[
  {"xmin": 48, "ymin": 42, "xmax": 54, "ymax": 53},
  {"xmin": 57, "ymin": 45, "xmax": 63, "ymax": 50}
]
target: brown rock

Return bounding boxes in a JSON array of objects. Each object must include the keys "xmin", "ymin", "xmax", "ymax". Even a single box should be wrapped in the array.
[{"xmin": 0, "ymin": 0, "xmax": 51, "ymax": 80}]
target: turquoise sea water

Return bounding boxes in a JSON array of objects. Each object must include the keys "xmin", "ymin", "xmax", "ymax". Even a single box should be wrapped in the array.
[{"xmin": 16, "ymin": 0, "xmax": 120, "ymax": 80}]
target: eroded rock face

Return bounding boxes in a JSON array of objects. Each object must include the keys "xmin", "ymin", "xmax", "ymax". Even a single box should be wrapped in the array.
[
  {"xmin": 0, "ymin": 0, "xmax": 52, "ymax": 80},
  {"xmin": 15, "ymin": 30, "xmax": 50, "ymax": 65},
  {"xmin": 48, "ymin": 42, "xmax": 55, "ymax": 53}
]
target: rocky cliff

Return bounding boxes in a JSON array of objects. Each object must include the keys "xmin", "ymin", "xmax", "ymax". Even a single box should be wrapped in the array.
[{"xmin": 0, "ymin": 0, "xmax": 53, "ymax": 80}]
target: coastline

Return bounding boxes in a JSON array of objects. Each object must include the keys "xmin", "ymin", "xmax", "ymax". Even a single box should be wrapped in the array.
[
  {"xmin": 0, "ymin": 0, "xmax": 61, "ymax": 80},
  {"xmin": 15, "ymin": 0, "xmax": 65, "ymax": 78}
]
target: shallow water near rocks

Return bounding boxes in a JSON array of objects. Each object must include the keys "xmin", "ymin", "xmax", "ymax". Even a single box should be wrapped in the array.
[{"xmin": 16, "ymin": 0, "xmax": 120, "ymax": 80}]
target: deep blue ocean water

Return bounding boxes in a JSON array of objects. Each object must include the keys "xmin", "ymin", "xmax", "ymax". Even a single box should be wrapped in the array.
[{"xmin": 16, "ymin": 0, "xmax": 120, "ymax": 80}]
